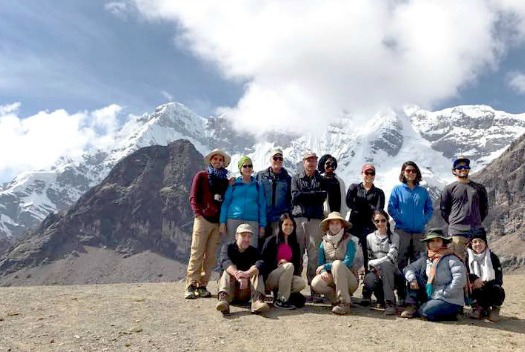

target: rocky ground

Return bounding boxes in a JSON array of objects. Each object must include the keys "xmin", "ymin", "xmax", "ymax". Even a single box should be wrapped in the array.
[{"xmin": 1, "ymin": 274, "xmax": 524, "ymax": 351}]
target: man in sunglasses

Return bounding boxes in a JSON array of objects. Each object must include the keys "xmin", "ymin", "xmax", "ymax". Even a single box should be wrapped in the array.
[
  {"xmin": 256, "ymin": 148, "xmax": 292, "ymax": 244},
  {"xmin": 440, "ymin": 157, "xmax": 488, "ymax": 260}
]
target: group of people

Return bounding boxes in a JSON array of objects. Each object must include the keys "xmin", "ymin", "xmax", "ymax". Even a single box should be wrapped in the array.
[{"xmin": 185, "ymin": 147, "xmax": 505, "ymax": 322}]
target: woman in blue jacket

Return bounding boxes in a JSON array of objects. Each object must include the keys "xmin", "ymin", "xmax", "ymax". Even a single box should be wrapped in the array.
[
  {"xmin": 388, "ymin": 161, "xmax": 433, "ymax": 271},
  {"xmin": 220, "ymin": 156, "xmax": 267, "ymax": 248}
]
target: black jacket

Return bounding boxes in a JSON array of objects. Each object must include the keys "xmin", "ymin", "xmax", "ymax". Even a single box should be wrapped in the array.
[
  {"xmin": 466, "ymin": 250, "xmax": 503, "ymax": 287},
  {"xmin": 219, "ymin": 241, "xmax": 265, "ymax": 272},
  {"xmin": 260, "ymin": 234, "xmax": 302, "ymax": 280},
  {"xmin": 346, "ymin": 182, "xmax": 385, "ymax": 234},
  {"xmin": 291, "ymin": 170, "xmax": 327, "ymax": 219}
]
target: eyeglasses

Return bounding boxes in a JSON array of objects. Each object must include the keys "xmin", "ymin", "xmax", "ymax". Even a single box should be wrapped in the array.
[
  {"xmin": 242, "ymin": 164, "xmax": 253, "ymax": 168},
  {"xmin": 455, "ymin": 165, "xmax": 470, "ymax": 171},
  {"xmin": 325, "ymin": 162, "xmax": 335, "ymax": 169},
  {"xmin": 272, "ymin": 156, "xmax": 283, "ymax": 161},
  {"xmin": 404, "ymin": 169, "xmax": 416, "ymax": 174},
  {"xmin": 365, "ymin": 171, "xmax": 375, "ymax": 176},
  {"xmin": 374, "ymin": 219, "xmax": 387, "ymax": 224}
]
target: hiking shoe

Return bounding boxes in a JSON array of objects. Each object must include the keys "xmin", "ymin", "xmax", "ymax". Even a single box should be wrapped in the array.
[
  {"xmin": 488, "ymin": 306, "xmax": 501, "ymax": 322},
  {"xmin": 274, "ymin": 299, "xmax": 296, "ymax": 310},
  {"xmin": 384, "ymin": 301, "xmax": 397, "ymax": 316},
  {"xmin": 196, "ymin": 286, "xmax": 212, "ymax": 298},
  {"xmin": 332, "ymin": 302, "xmax": 351, "ymax": 315},
  {"xmin": 400, "ymin": 305, "xmax": 417, "ymax": 319},
  {"xmin": 184, "ymin": 284, "xmax": 198, "ymax": 299},
  {"xmin": 216, "ymin": 292, "xmax": 230, "ymax": 315},
  {"xmin": 469, "ymin": 306, "xmax": 483, "ymax": 320},
  {"xmin": 251, "ymin": 300, "xmax": 270, "ymax": 314}
]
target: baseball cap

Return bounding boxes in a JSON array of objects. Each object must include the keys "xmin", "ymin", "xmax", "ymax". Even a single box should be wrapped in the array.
[
  {"xmin": 361, "ymin": 164, "xmax": 375, "ymax": 173},
  {"xmin": 302, "ymin": 151, "xmax": 318, "ymax": 160},
  {"xmin": 453, "ymin": 156, "xmax": 470, "ymax": 169},
  {"xmin": 236, "ymin": 223, "xmax": 254, "ymax": 234}
]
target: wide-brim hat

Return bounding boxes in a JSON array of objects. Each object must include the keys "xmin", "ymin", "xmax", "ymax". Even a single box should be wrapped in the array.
[
  {"xmin": 421, "ymin": 228, "xmax": 452, "ymax": 243},
  {"xmin": 204, "ymin": 149, "xmax": 231, "ymax": 167},
  {"xmin": 320, "ymin": 212, "xmax": 352, "ymax": 233}
]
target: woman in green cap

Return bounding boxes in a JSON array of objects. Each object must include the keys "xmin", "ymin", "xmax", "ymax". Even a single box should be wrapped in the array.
[
  {"xmin": 220, "ymin": 155, "xmax": 267, "ymax": 248},
  {"xmin": 400, "ymin": 228, "xmax": 467, "ymax": 321}
]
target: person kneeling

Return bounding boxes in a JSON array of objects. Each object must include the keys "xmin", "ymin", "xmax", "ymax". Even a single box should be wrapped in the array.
[
  {"xmin": 216, "ymin": 224, "xmax": 270, "ymax": 315},
  {"xmin": 401, "ymin": 229, "xmax": 466, "ymax": 321},
  {"xmin": 311, "ymin": 212, "xmax": 358, "ymax": 315}
]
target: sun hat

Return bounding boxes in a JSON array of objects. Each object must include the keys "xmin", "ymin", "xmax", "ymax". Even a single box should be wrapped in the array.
[
  {"xmin": 204, "ymin": 149, "xmax": 231, "ymax": 167},
  {"xmin": 421, "ymin": 228, "xmax": 452, "ymax": 243},
  {"xmin": 320, "ymin": 212, "xmax": 352, "ymax": 233},
  {"xmin": 236, "ymin": 223, "xmax": 254, "ymax": 234}
]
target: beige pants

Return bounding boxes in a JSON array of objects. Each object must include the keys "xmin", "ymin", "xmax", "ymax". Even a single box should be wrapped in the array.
[
  {"xmin": 311, "ymin": 260, "xmax": 358, "ymax": 304},
  {"xmin": 186, "ymin": 216, "xmax": 221, "ymax": 287},
  {"xmin": 295, "ymin": 217, "xmax": 323, "ymax": 284},
  {"xmin": 451, "ymin": 235, "xmax": 469, "ymax": 261},
  {"xmin": 218, "ymin": 270, "xmax": 266, "ymax": 302},
  {"xmin": 266, "ymin": 263, "xmax": 307, "ymax": 300}
]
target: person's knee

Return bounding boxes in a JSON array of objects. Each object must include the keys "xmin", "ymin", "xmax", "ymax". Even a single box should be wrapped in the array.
[
  {"xmin": 332, "ymin": 260, "xmax": 344, "ymax": 271},
  {"xmin": 282, "ymin": 262, "xmax": 294, "ymax": 272}
]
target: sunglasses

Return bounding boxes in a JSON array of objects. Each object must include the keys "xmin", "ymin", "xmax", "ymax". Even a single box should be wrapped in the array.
[
  {"xmin": 365, "ymin": 171, "xmax": 375, "ymax": 176},
  {"xmin": 374, "ymin": 219, "xmax": 387, "ymax": 224},
  {"xmin": 242, "ymin": 164, "xmax": 253, "ymax": 168},
  {"xmin": 272, "ymin": 156, "xmax": 283, "ymax": 161},
  {"xmin": 455, "ymin": 165, "xmax": 470, "ymax": 171},
  {"xmin": 325, "ymin": 162, "xmax": 335, "ymax": 168},
  {"xmin": 404, "ymin": 169, "xmax": 416, "ymax": 174}
]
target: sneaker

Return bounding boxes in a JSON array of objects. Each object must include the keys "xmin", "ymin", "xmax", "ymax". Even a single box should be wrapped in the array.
[
  {"xmin": 332, "ymin": 302, "xmax": 351, "ymax": 315},
  {"xmin": 195, "ymin": 286, "xmax": 212, "ymax": 298},
  {"xmin": 184, "ymin": 284, "xmax": 197, "ymax": 299},
  {"xmin": 469, "ymin": 306, "xmax": 483, "ymax": 320},
  {"xmin": 488, "ymin": 306, "xmax": 501, "ymax": 322},
  {"xmin": 274, "ymin": 299, "xmax": 296, "ymax": 310},
  {"xmin": 216, "ymin": 292, "xmax": 230, "ymax": 315},
  {"xmin": 384, "ymin": 301, "xmax": 397, "ymax": 316},
  {"xmin": 400, "ymin": 305, "xmax": 417, "ymax": 319}
]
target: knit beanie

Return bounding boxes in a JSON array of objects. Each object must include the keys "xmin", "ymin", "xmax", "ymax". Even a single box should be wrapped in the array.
[
  {"xmin": 237, "ymin": 156, "xmax": 253, "ymax": 170},
  {"xmin": 470, "ymin": 228, "xmax": 487, "ymax": 244}
]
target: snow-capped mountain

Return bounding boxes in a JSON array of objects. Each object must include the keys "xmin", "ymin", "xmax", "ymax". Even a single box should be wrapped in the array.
[{"xmin": 1, "ymin": 102, "xmax": 524, "ymax": 239}]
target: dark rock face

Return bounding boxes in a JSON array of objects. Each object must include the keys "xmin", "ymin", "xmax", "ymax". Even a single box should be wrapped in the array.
[{"xmin": 0, "ymin": 140, "xmax": 202, "ymax": 274}]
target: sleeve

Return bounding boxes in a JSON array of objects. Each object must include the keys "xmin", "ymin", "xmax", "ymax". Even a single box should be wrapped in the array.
[
  {"xmin": 219, "ymin": 243, "xmax": 233, "ymax": 271},
  {"xmin": 318, "ymin": 242, "xmax": 327, "ymax": 267},
  {"xmin": 286, "ymin": 175, "xmax": 292, "ymax": 213},
  {"xmin": 338, "ymin": 177, "xmax": 348, "ymax": 217},
  {"xmin": 423, "ymin": 189, "xmax": 434, "ymax": 225},
  {"xmin": 369, "ymin": 233, "xmax": 399, "ymax": 267},
  {"xmin": 479, "ymin": 184, "xmax": 489, "ymax": 222},
  {"xmin": 346, "ymin": 184, "xmax": 356, "ymax": 210},
  {"xmin": 375, "ymin": 189, "xmax": 385, "ymax": 211},
  {"xmin": 441, "ymin": 257, "xmax": 467, "ymax": 298},
  {"xmin": 440, "ymin": 187, "xmax": 451, "ymax": 224},
  {"xmin": 220, "ymin": 184, "xmax": 234, "ymax": 224},
  {"xmin": 189, "ymin": 172, "xmax": 203, "ymax": 217},
  {"xmin": 342, "ymin": 240, "xmax": 356, "ymax": 269},
  {"xmin": 260, "ymin": 237, "xmax": 274, "ymax": 273},
  {"xmin": 291, "ymin": 176, "xmax": 301, "ymax": 206},
  {"xmin": 387, "ymin": 186, "xmax": 401, "ymax": 223},
  {"xmin": 257, "ymin": 182, "xmax": 267, "ymax": 227},
  {"xmin": 404, "ymin": 257, "xmax": 424, "ymax": 283},
  {"xmin": 491, "ymin": 252, "xmax": 503, "ymax": 286}
]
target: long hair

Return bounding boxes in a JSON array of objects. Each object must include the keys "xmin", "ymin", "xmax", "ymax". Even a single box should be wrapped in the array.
[
  {"xmin": 372, "ymin": 210, "xmax": 393, "ymax": 244},
  {"xmin": 277, "ymin": 212, "xmax": 298, "ymax": 245},
  {"xmin": 399, "ymin": 161, "xmax": 422, "ymax": 185}
]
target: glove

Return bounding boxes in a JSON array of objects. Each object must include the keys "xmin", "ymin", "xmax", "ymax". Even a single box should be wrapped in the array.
[{"xmin": 425, "ymin": 283, "xmax": 434, "ymax": 297}]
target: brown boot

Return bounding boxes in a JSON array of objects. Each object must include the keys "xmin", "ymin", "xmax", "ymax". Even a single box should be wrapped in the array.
[
  {"xmin": 400, "ymin": 305, "xmax": 417, "ymax": 319},
  {"xmin": 251, "ymin": 293, "xmax": 269, "ymax": 314},
  {"xmin": 468, "ymin": 305, "xmax": 483, "ymax": 320},
  {"xmin": 488, "ymin": 306, "xmax": 501, "ymax": 322},
  {"xmin": 216, "ymin": 292, "xmax": 230, "ymax": 315},
  {"xmin": 332, "ymin": 302, "xmax": 351, "ymax": 315}
]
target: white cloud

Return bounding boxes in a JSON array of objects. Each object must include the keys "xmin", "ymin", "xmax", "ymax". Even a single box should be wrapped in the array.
[
  {"xmin": 0, "ymin": 103, "xmax": 122, "ymax": 180},
  {"xmin": 105, "ymin": 1, "xmax": 133, "ymax": 20},
  {"xmin": 131, "ymin": 0, "xmax": 525, "ymax": 134},
  {"xmin": 508, "ymin": 71, "xmax": 525, "ymax": 94},
  {"xmin": 161, "ymin": 90, "xmax": 173, "ymax": 102}
]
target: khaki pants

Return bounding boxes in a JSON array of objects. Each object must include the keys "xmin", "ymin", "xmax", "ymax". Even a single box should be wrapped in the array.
[
  {"xmin": 266, "ymin": 263, "xmax": 307, "ymax": 300},
  {"xmin": 397, "ymin": 229, "xmax": 425, "ymax": 270},
  {"xmin": 186, "ymin": 216, "xmax": 221, "ymax": 287},
  {"xmin": 451, "ymin": 235, "xmax": 469, "ymax": 261},
  {"xmin": 218, "ymin": 270, "xmax": 266, "ymax": 302},
  {"xmin": 311, "ymin": 260, "xmax": 358, "ymax": 304},
  {"xmin": 295, "ymin": 217, "xmax": 323, "ymax": 284},
  {"xmin": 226, "ymin": 219, "xmax": 260, "ymax": 248}
]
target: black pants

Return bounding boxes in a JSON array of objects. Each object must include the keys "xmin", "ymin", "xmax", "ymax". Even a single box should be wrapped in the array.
[{"xmin": 472, "ymin": 283, "xmax": 505, "ymax": 308}]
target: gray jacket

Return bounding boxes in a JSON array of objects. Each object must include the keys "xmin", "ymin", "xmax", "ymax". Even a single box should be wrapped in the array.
[{"xmin": 404, "ymin": 253, "xmax": 466, "ymax": 307}]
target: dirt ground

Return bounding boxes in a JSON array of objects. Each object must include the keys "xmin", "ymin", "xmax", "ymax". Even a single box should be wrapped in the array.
[{"xmin": 1, "ymin": 274, "xmax": 524, "ymax": 352}]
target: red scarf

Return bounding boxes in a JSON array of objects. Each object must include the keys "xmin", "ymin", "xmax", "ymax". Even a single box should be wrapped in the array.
[{"xmin": 426, "ymin": 247, "xmax": 454, "ymax": 285}]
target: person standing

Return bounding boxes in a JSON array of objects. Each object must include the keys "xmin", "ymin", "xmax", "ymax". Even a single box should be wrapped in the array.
[
  {"xmin": 185, "ymin": 149, "xmax": 231, "ymax": 299},
  {"xmin": 388, "ymin": 161, "xmax": 433, "ymax": 270},
  {"xmin": 346, "ymin": 164, "xmax": 385, "ymax": 271},
  {"xmin": 256, "ymin": 148, "xmax": 292, "ymax": 246},
  {"xmin": 291, "ymin": 151, "xmax": 327, "ymax": 290},
  {"xmin": 440, "ymin": 157, "xmax": 488, "ymax": 260},
  {"xmin": 220, "ymin": 156, "xmax": 267, "ymax": 248},
  {"xmin": 318, "ymin": 154, "xmax": 348, "ymax": 218}
]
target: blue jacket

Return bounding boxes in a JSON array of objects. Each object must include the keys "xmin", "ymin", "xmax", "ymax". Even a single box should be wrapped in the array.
[
  {"xmin": 256, "ymin": 167, "xmax": 292, "ymax": 223},
  {"xmin": 220, "ymin": 176, "xmax": 267, "ymax": 227},
  {"xmin": 388, "ymin": 184, "xmax": 433, "ymax": 233}
]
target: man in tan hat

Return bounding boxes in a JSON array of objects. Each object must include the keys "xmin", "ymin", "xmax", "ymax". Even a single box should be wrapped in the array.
[
  {"xmin": 185, "ymin": 149, "xmax": 231, "ymax": 299},
  {"xmin": 291, "ymin": 151, "xmax": 327, "ymax": 298},
  {"xmin": 216, "ymin": 223, "xmax": 270, "ymax": 315}
]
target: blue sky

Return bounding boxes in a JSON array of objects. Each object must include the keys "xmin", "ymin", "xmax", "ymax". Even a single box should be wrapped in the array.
[{"xmin": 1, "ymin": 0, "xmax": 525, "ymax": 182}]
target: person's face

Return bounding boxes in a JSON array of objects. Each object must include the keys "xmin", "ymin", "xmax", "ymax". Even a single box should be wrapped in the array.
[
  {"xmin": 404, "ymin": 165, "xmax": 417, "ymax": 183},
  {"xmin": 328, "ymin": 220, "xmax": 343, "ymax": 234},
  {"xmin": 362, "ymin": 169, "xmax": 375, "ymax": 183},
  {"xmin": 240, "ymin": 162, "xmax": 253, "ymax": 177},
  {"xmin": 236, "ymin": 232, "xmax": 252, "ymax": 249},
  {"xmin": 471, "ymin": 238, "xmax": 487, "ymax": 254},
  {"xmin": 427, "ymin": 238, "xmax": 445, "ymax": 251},
  {"xmin": 373, "ymin": 214, "xmax": 387, "ymax": 230},
  {"xmin": 304, "ymin": 157, "xmax": 318, "ymax": 174},
  {"xmin": 210, "ymin": 154, "xmax": 225, "ymax": 169},
  {"xmin": 281, "ymin": 218, "xmax": 294, "ymax": 236},
  {"xmin": 271, "ymin": 154, "xmax": 283, "ymax": 171},
  {"xmin": 324, "ymin": 159, "xmax": 335, "ymax": 175},
  {"xmin": 453, "ymin": 162, "xmax": 470, "ymax": 179}
]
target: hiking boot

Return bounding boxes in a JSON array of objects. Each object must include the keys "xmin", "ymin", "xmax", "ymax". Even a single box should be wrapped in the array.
[
  {"xmin": 332, "ymin": 302, "xmax": 351, "ymax": 315},
  {"xmin": 400, "ymin": 305, "xmax": 417, "ymax": 319},
  {"xmin": 195, "ymin": 286, "xmax": 212, "ymax": 298},
  {"xmin": 216, "ymin": 292, "xmax": 230, "ymax": 315},
  {"xmin": 488, "ymin": 306, "xmax": 501, "ymax": 322},
  {"xmin": 384, "ymin": 301, "xmax": 397, "ymax": 316},
  {"xmin": 251, "ymin": 293, "xmax": 270, "ymax": 314},
  {"xmin": 469, "ymin": 305, "xmax": 483, "ymax": 320},
  {"xmin": 274, "ymin": 299, "xmax": 296, "ymax": 310},
  {"xmin": 184, "ymin": 284, "xmax": 198, "ymax": 299}
]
